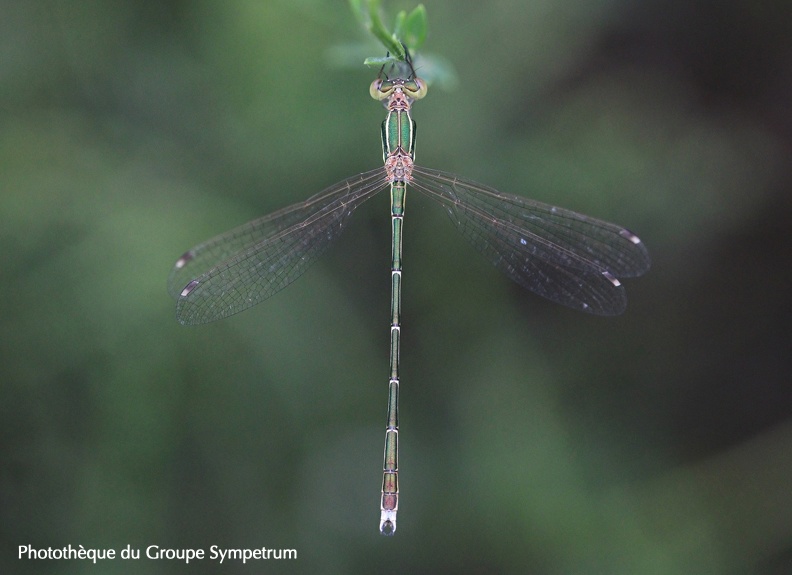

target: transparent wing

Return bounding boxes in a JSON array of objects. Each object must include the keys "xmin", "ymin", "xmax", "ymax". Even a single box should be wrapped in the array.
[
  {"xmin": 168, "ymin": 168, "xmax": 389, "ymax": 325},
  {"xmin": 410, "ymin": 166, "xmax": 650, "ymax": 315}
]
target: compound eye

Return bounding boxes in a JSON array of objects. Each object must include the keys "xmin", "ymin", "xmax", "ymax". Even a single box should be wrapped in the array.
[
  {"xmin": 370, "ymin": 79, "xmax": 395, "ymax": 101},
  {"xmin": 403, "ymin": 77, "xmax": 427, "ymax": 100}
]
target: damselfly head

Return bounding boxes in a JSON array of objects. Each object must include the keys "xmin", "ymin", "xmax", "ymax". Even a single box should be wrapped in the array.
[{"xmin": 370, "ymin": 77, "xmax": 428, "ymax": 106}]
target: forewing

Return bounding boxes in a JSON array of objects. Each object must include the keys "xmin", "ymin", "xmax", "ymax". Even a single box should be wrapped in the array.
[
  {"xmin": 169, "ymin": 168, "xmax": 389, "ymax": 324},
  {"xmin": 410, "ymin": 166, "xmax": 650, "ymax": 315}
]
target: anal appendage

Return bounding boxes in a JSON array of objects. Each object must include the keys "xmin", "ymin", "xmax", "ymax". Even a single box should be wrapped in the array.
[{"xmin": 380, "ymin": 510, "xmax": 396, "ymax": 536}]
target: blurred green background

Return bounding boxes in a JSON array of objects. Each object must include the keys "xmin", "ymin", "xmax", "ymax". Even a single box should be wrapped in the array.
[{"xmin": 3, "ymin": 0, "xmax": 792, "ymax": 573}]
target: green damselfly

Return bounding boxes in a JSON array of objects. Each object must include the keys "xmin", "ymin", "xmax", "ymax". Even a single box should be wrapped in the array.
[{"xmin": 168, "ymin": 58, "xmax": 650, "ymax": 535}]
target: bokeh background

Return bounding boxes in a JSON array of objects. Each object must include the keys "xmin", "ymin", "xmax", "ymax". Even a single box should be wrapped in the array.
[{"xmin": 3, "ymin": 0, "xmax": 792, "ymax": 573}]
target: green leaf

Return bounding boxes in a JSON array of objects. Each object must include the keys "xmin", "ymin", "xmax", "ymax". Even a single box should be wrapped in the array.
[
  {"xmin": 392, "ymin": 10, "xmax": 406, "ymax": 40},
  {"xmin": 363, "ymin": 55, "xmax": 403, "ymax": 68},
  {"xmin": 403, "ymin": 4, "xmax": 427, "ymax": 51},
  {"xmin": 347, "ymin": 0, "xmax": 430, "ymax": 65},
  {"xmin": 362, "ymin": 0, "xmax": 405, "ymax": 59}
]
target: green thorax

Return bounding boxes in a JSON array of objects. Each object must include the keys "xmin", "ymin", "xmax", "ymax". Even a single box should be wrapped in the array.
[{"xmin": 380, "ymin": 109, "xmax": 416, "ymax": 163}]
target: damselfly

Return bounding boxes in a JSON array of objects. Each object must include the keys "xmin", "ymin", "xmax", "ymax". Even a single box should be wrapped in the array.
[{"xmin": 168, "ymin": 58, "xmax": 650, "ymax": 536}]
